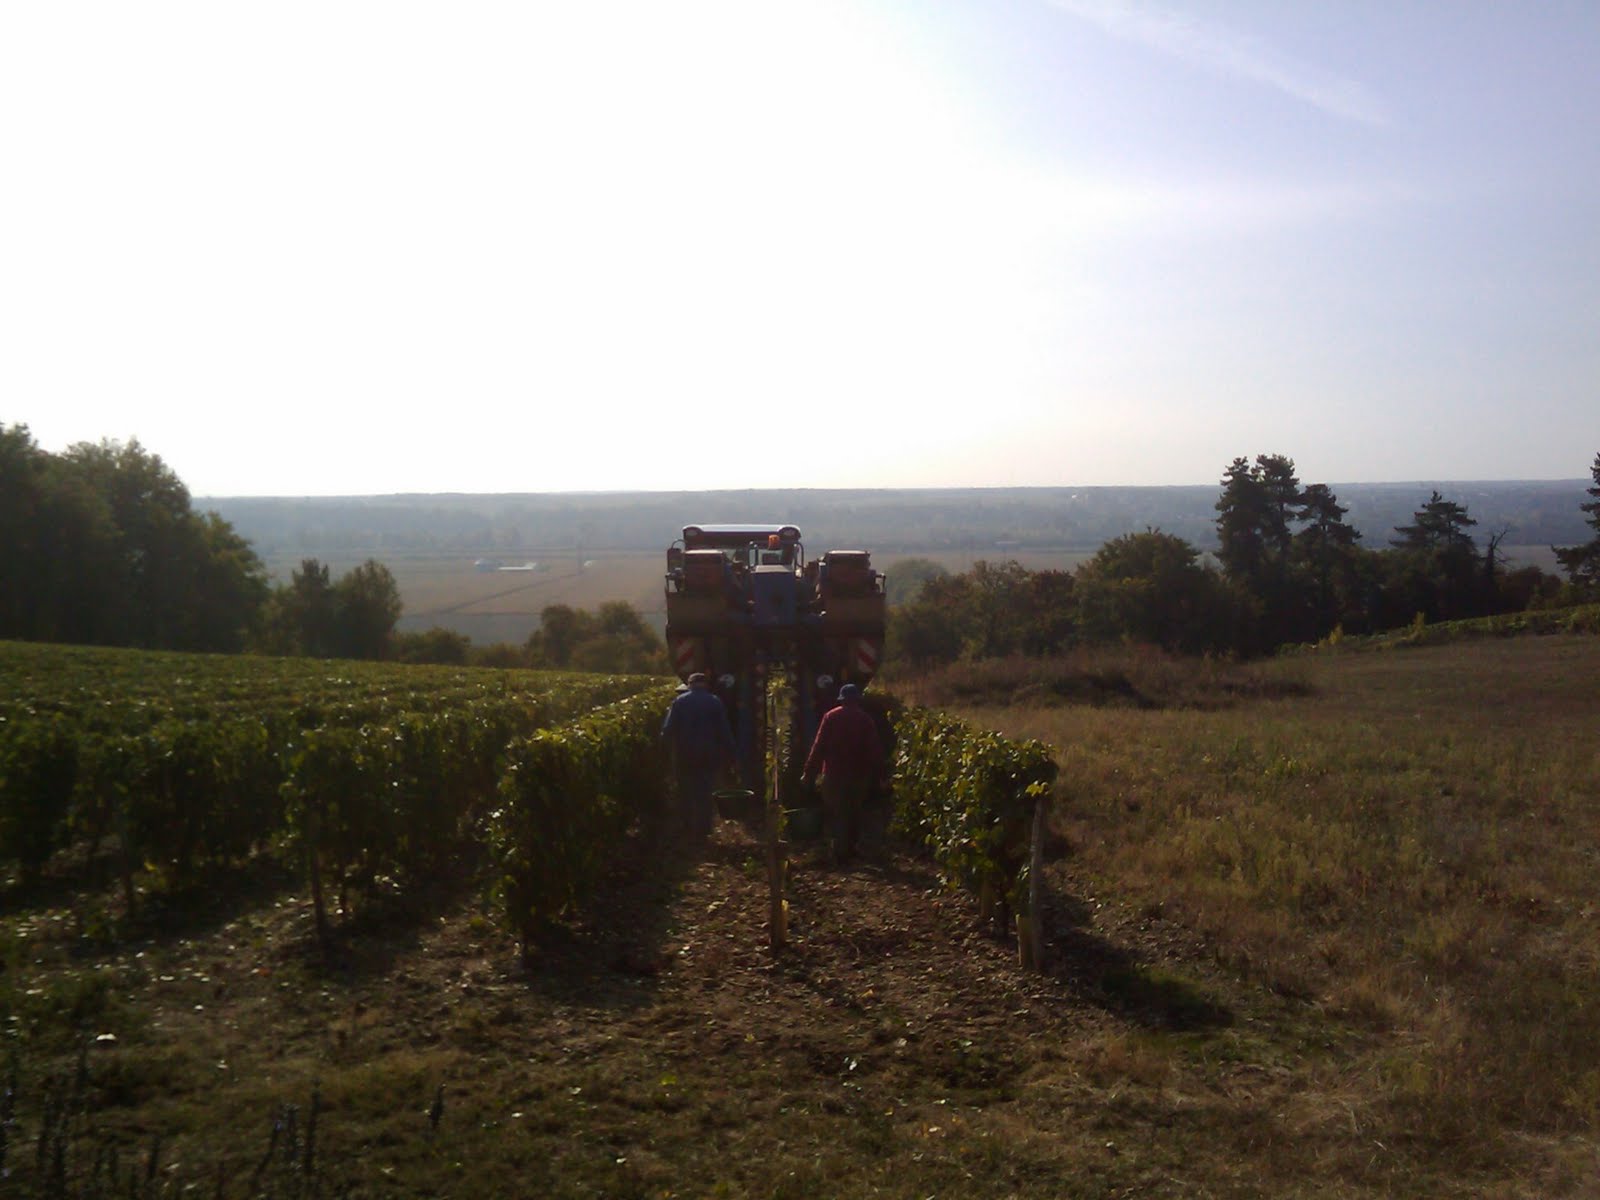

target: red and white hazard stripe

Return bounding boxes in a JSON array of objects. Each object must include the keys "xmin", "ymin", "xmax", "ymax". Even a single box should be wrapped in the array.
[
  {"xmin": 671, "ymin": 637, "xmax": 699, "ymax": 676},
  {"xmin": 852, "ymin": 637, "xmax": 881, "ymax": 677}
]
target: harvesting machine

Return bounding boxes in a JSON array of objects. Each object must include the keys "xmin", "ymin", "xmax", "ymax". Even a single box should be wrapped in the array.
[{"xmin": 663, "ymin": 524, "xmax": 886, "ymax": 803}]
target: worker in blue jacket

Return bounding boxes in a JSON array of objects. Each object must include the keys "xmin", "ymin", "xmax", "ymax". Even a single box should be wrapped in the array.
[{"xmin": 660, "ymin": 673, "xmax": 736, "ymax": 838}]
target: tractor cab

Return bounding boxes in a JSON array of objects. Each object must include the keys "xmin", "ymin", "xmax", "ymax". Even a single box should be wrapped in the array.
[{"xmin": 670, "ymin": 524, "xmax": 802, "ymax": 569}]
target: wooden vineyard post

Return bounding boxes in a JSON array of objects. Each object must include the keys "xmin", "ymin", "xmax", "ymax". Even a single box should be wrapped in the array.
[
  {"xmin": 1018, "ymin": 791, "xmax": 1049, "ymax": 971},
  {"xmin": 766, "ymin": 790, "xmax": 787, "ymax": 948},
  {"xmin": 764, "ymin": 683, "xmax": 788, "ymax": 950},
  {"xmin": 978, "ymin": 875, "xmax": 997, "ymax": 924}
]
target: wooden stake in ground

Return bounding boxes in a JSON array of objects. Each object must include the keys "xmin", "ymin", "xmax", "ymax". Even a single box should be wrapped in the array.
[
  {"xmin": 1018, "ymin": 792, "xmax": 1049, "ymax": 971},
  {"xmin": 766, "ymin": 787, "xmax": 787, "ymax": 949},
  {"xmin": 763, "ymin": 676, "xmax": 789, "ymax": 949}
]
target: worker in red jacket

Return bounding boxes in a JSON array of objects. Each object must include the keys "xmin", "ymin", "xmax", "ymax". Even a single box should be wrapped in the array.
[{"xmin": 801, "ymin": 683, "xmax": 884, "ymax": 861}]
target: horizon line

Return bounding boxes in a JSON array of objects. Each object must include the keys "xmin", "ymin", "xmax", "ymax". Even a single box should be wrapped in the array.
[{"xmin": 197, "ymin": 476, "xmax": 1592, "ymax": 502}]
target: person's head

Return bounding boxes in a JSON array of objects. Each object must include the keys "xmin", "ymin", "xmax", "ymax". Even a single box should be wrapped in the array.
[
  {"xmin": 687, "ymin": 672, "xmax": 709, "ymax": 689},
  {"xmin": 837, "ymin": 683, "xmax": 862, "ymax": 705}
]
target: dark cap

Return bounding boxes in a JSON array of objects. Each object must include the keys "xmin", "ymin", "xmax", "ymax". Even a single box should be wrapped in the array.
[
  {"xmin": 837, "ymin": 683, "xmax": 862, "ymax": 702},
  {"xmin": 687, "ymin": 672, "xmax": 708, "ymax": 686}
]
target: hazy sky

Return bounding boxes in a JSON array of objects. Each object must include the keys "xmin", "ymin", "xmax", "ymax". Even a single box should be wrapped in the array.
[{"xmin": 4, "ymin": 1, "xmax": 1596, "ymax": 496}]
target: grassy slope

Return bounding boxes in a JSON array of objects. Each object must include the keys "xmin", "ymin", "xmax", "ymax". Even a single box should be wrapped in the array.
[
  {"xmin": 6, "ymin": 638, "xmax": 1599, "ymax": 1196},
  {"xmin": 981, "ymin": 635, "xmax": 1600, "ymax": 1195}
]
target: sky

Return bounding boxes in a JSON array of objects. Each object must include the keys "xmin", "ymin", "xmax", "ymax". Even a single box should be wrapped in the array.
[{"xmin": 3, "ymin": 0, "xmax": 1597, "ymax": 496}]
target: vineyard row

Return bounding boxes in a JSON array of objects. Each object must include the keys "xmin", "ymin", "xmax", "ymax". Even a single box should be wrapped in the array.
[{"xmin": 4, "ymin": 667, "xmax": 1058, "ymax": 959}]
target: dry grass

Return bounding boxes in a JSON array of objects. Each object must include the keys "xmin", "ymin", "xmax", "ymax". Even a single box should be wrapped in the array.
[
  {"xmin": 887, "ymin": 645, "xmax": 1314, "ymax": 711},
  {"xmin": 976, "ymin": 635, "xmax": 1600, "ymax": 1181}
]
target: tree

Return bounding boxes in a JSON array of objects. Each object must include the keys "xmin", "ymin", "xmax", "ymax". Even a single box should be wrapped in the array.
[
  {"xmin": 884, "ymin": 557, "xmax": 950, "ymax": 606},
  {"xmin": 527, "ymin": 604, "xmax": 584, "ymax": 668},
  {"xmin": 964, "ymin": 560, "xmax": 1039, "ymax": 659},
  {"xmin": 332, "ymin": 560, "xmax": 403, "ymax": 660},
  {"xmin": 886, "ymin": 593, "xmax": 965, "ymax": 668},
  {"xmin": 63, "ymin": 438, "xmax": 197, "ymax": 646},
  {"xmin": 1215, "ymin": 457, "xmax": 1269, "ymax": 586},
  {"xmin": 182, "ymin": 512, "xmax": 271, "ymax": 652},
  {"xmin": 268, "ymin": 559, "xmax": 338, "ymax": 657},
  {"xmin": 0, "ymin": 429, "xmax": 266, "ymax": 651},
  {"xmin": 471, "ymin": 642, "xmax": 528, "ymax": 669},
  {"xmin": 1391, "ymin": 490, "xmax": 1478, "ymax": 552},
  {"xmin": 396, "ymin": 626, "xmax": 472, "ymax": 665},
  {"xmin": 1073, "ymin": 529, "xmax": 1232, "ymax": 654},
  {"xmin": 1255, "ymin": 454, "xmax": 1301, "ymax": 568},
  {"xmin": 525, "ymin": 602, "xmax": 668, "ymax": 674},
  {"xmin": 884, "ymin": 561, "xmax": 1074, "ymax": 668},
  {"xmin": 0, "ymin": 426, "xmax": 119, "ymax": 643},
  {"xmin": 575, "ymin": 601, "xmax": 669, "ymax": 674},
  {"xmin": 1215, "ymin": 453, "xmax": 1306, "ymax": 646},
  {"xmin": 1553, "ymin": 452, "xmax": 1600, "ymax": 593},
  {"xmin": 0, "ymin": 424, "xmax": 43, "ymax": 637},
  {"xmin": 30, "ymin": 456, "xmax": 122, "ymax": 644},
  {"xmin": 1293, "ymin": 483, "xmax": 1360, "ymax": 636},
  {"xmin": 1389, "ymin": 491, "xmax": 1483, "ymax": 621}
]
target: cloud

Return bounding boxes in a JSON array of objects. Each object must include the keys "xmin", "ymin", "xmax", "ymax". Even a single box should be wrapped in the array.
[{"xmin": 1050, "ymin": 0, "xmax": 1387, "ymax": 126}]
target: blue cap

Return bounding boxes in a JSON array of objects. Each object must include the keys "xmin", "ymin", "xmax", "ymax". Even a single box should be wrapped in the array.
[{"xmin": 838, "ymin": 683, "xmax": 862, "ymax": 702}]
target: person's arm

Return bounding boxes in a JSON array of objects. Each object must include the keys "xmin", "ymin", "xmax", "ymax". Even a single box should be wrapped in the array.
[{"xmin": 801, "ymin": 713, "xmax": 831, "ymax": 786}]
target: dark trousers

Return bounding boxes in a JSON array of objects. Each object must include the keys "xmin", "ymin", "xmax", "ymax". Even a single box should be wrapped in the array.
[
  {"xmin": 675, "ymin": 763, "xmax": 718, "ymax": 838},
  {"xmin": 820, "ymin": 775, "xmax": 871, "ymax": 858}
]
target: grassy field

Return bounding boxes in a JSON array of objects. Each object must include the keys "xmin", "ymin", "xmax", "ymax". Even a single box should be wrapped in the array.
[
  {"xmin": 977, "ymin": 634, "xmax": 1600, "ymax": 1195},
  {"xmin": 6, "ymin": 636, "xmax": 1598, "ymax": 1195}
]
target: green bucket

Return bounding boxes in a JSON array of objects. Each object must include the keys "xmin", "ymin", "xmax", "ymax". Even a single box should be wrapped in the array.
[{"xmin": 784, "ymin": 806, "xmax": 824, "ymax": 840}]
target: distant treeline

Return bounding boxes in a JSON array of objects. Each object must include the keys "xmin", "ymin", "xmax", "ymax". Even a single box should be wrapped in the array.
[
  {"xmin": 1, "ymin": 426, "xmax": 401, "ymax": 659},
  {"xmin": 8, "ymin": 423, "xmax": 1597, "ymax": 672},
  {"xmin": 208, "ymin": 480, "xmax": 1595, "ymax": 561},
  {"xmin": 397, "ymin": 602, "xmax": 668, "ymax": 674},
  {"xmin": 889, "ymin": 452, "xmax": 1600, "ymax": 665}
]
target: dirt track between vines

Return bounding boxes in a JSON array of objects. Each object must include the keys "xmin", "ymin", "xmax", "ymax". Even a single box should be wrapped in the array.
[{"xmin": 20, "ymin": 799, "xmax": 1294, "ymax": 1196}]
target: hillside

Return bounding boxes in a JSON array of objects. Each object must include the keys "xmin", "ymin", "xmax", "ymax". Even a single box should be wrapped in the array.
[
  {"xmin": 6, "ymin": 636, "xmax": 1598, "ymax": 1195},
  {"xmin": 207, "ymin": 481, "xmax": 1592, "ymax": 563},
  {"xmin": 209, "ymin": 480, "xmax": 1594, "ymax": 646}
]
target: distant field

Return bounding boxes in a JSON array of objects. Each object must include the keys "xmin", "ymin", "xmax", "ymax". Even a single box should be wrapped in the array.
[
  {"xmin": 1499, "ymin": 542, "xmax": 1561, "ymax": 571},
  {"xmin": 269, "ymin": 547, "xmax": 1099, "ymax": 645},
  {"xmin": 264, "ymin": 551, "xmax": 668, "ymax": 645},
  {"xmin": 277, "ymin": 540, "xmax": 1558, "ymax": 649}
]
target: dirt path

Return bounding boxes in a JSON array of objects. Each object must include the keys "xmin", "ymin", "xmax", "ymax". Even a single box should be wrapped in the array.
[{"xmin": 17, "ymin": 809, "xmax": 1291, "ymax": 1198}]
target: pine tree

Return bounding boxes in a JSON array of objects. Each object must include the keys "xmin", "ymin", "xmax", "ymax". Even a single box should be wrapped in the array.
[
  {"xmin": 1214, "ymin": 456, "xmax": 1267, "ymax": 584},
  {"xmin": 1214, "ymin": 453, "xmax": 1304, "ymax": 646},
  {"xmin": 1294, "ymin": 483, "xmax": 1360, "ymax": 634},
  {"xmin": 1390, "ymin": 491, "xmax": 1483, "ymax": 620},
  {"xmin": 1391, "ymin": 491, "xmax": 1477, "ymax": 551},
  {"xmin": 1553, "ymin": 452, "xmax": 1600, "ymax": 592}
]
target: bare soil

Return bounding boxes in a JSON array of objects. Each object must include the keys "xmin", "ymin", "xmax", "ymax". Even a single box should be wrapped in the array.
[{"xmin": 10, "ymin": 796, "xmax": 1323, "ymax": 1199}]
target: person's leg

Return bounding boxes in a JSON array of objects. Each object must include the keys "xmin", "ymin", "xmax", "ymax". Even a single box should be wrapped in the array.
[
  {"xmin": 675, "ymin": 764, "xmax": 702, "ymax": 836},
  {"xmin": 822, "ymin": 776, "xmax": 864, "ymax": 861},
  {"xmin": 841, "ymin": 777, "xmax": 869, "ymax": 857},
  {"xmin": 683, "ymin": 764, "xmax": 716, "ymax": 838}
]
